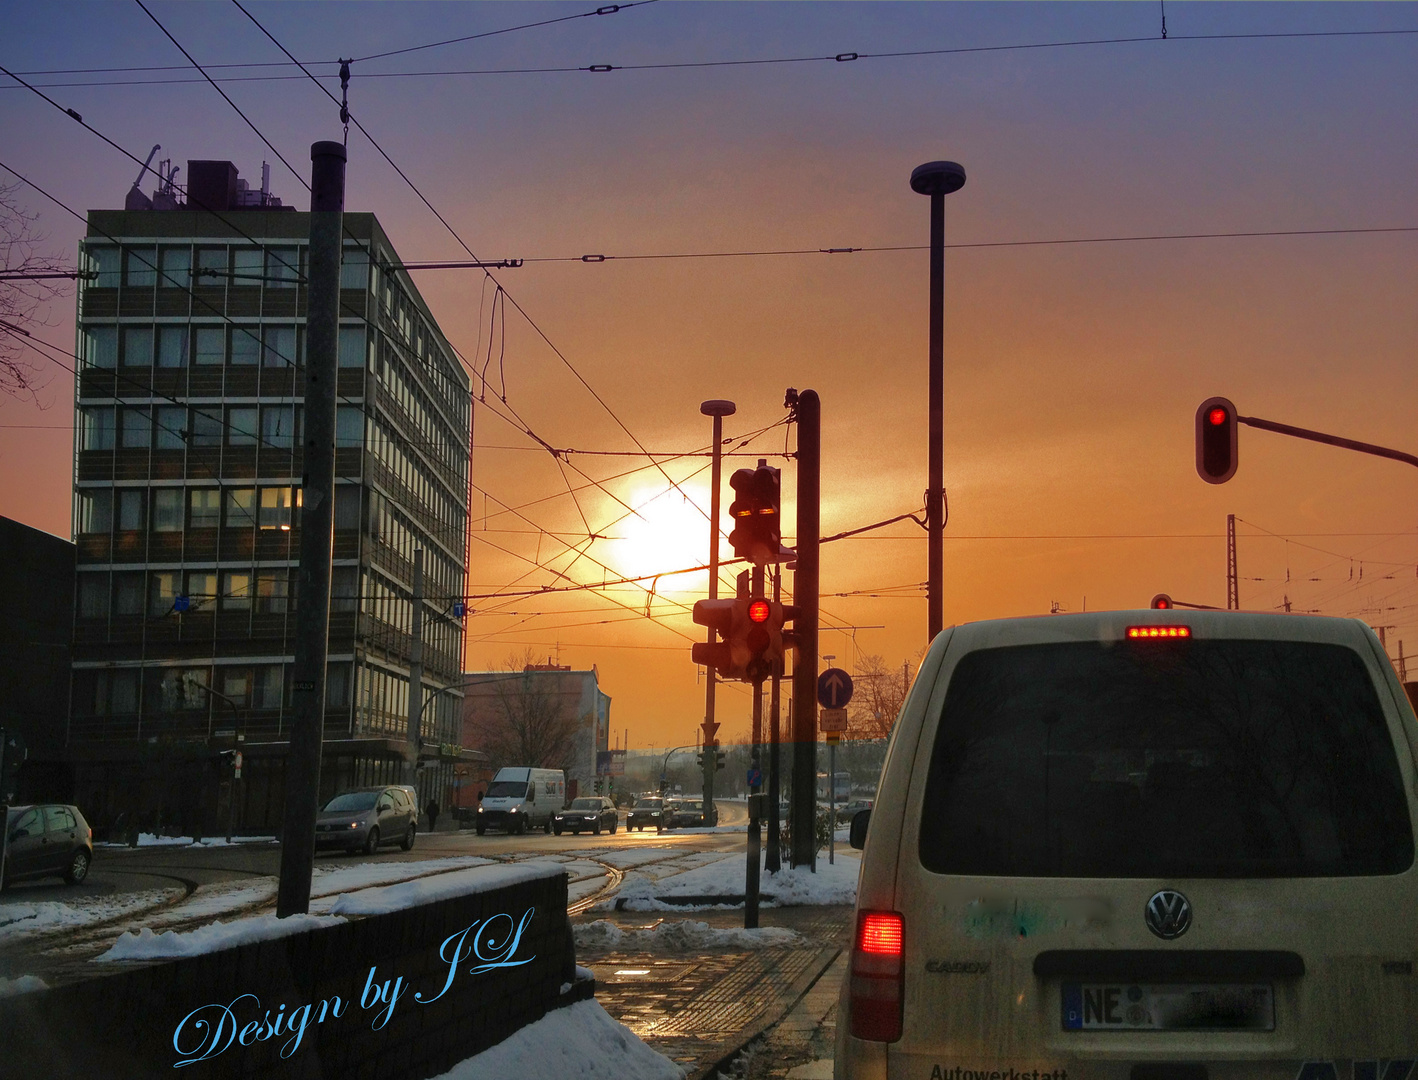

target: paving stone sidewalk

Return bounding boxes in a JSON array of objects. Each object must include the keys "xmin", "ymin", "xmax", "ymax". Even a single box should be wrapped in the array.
[{"xmin": 572, "ymin": 904, "xmax": 852, "ymax": 1079}]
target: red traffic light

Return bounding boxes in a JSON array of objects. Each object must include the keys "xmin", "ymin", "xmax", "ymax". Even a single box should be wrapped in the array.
[
  {"xmin": 1196, "ymin": 396, "xmax": 1238, "ymax": 484},
  {"xmin": 747, "ymin": 599, "xmax": 770, "ymax": 623},
  {"xmin": 1207, "ymin": 407, "xmax": 1227, "ymax": 427},
  {"xmin": 1150, "ymin": 593, "xmax": 1173, "ymax": 609}
]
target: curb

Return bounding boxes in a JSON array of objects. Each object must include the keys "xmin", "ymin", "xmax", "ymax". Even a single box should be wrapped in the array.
[{"xmin": 687, "ymin": 944, "xmax": 842, "ymax": 1080}]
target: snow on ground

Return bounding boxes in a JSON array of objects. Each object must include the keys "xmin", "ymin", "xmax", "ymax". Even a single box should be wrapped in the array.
[
  {"xmin": 95, "ymin": 912, "xmax": 344, "ymax": 962},
  {"xmin": 601, "ymin": 850, "xmax": 860, "ymax": 911},
  {"xmin": 574, "ymin": 919, "xmax": 799, "ymax": 952},
  {"xmin": 0, "ymin": 974, "xmax": 49, "ymax": 998},
  {"xmin": 589, "ymin": 848, "xmax": 683, "ymax": 868},
  {"xmin": 329, "ymin": 860, "xmax": 566, "ymax": 917},
  {"xmin": 429, "ymin": 999, "xmax": 683, "ymax": 1080},
  {"xmin": 308, "ymin": 855, "xmax": 494, "ymax": 902},
  {"xmin": 95, "ymin": 834, "xmax": 277, "ymax": 849},
  {"xmin": 0, "ymin": 888, "xmax": 181, "ymax": 940},
  {"xmin": 135, "ymin": 880, "xmax": 277, "ymax": 929}
]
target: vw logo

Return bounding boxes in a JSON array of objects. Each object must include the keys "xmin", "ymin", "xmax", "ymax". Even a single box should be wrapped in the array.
[{"xmin": 1145, "ymin": 890, "xmax": 1192, "ymax": 939}]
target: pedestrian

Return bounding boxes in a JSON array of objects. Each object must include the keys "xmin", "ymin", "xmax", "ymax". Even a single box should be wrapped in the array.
[{"xmin": 425, "ymin": 797, "xmax": 440, "ymax": 833}]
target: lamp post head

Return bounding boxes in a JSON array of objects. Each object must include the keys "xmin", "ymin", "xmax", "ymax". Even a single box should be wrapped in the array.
[
  {"xmin": 910, "ymin": 160, "xmax": 966, "ymax": 196},
  {"xmin": 700, "ymin": 399, "xmax": 737, "ymax": 418}
]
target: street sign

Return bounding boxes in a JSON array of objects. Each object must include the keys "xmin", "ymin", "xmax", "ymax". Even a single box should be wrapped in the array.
[
  {"xmin": 819, "ymin": 707, "xmax": 848, "ymax": 733},
  {"xmin": 747, "ymin": 767, "xmax": 762, "ymax": 788},
  {"xmin": 825, "ymin": 732, "xmax": 841, "ymax": 745},
  {"xmin": 817, "ymin": 668, "xmax": 854, "ymax": 709}
]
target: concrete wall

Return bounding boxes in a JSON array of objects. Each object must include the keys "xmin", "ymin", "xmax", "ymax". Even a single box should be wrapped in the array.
[{"xmin": 0, "ymin": 868, "xmax": 590, "ymax": 1078}]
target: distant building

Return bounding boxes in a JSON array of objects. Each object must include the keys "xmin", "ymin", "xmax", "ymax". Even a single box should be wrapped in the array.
[
  {"xmin": 459, "ymin": 664, "xmax": 611, "ymax": 803},
  {"xmin": 0, "ymin": 516, "xmax": 74, "ymax": 803},
  {"xmin": 67, "ymin": 160, "xmax": 470, "ymax": 835}
]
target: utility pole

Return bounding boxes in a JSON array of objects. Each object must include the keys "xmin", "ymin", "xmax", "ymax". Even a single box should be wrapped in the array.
[
  {"xmin": 765, "ymin": 562, "xmax": 782, "ymax": 873},
  {"xmin": 700, "ymin": 400, "xmax": 735, "ymax": 824},
  {"xmin": 406, "ymin": 548, "xmax": 424, "ymax": 787},
  {"xmin": 745, "ymin": 560, "xmax": 765, "ymax": 929},
  {"xmin": 910, "ymin": 160, "xmax": 966, "ymax": 643},
  {"xmin": 791, "ymin": 389, "xmax": 820, "ymax": 869},
  {"xmin": 1227, "ymin": 513, "xmax": 1239, "ymax": 610},
  {"xmin": 277, "ymin": 141, "xmax": 344, "ymax": 919}
]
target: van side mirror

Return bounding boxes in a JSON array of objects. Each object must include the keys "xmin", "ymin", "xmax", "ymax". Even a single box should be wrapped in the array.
[{"xmin": 849, "ymin": 809, "xmax": 871, "ymax": 850}]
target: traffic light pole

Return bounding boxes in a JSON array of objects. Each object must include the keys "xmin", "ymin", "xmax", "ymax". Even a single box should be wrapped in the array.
[
  {"xmin": 700, "ymin": 401, "xmax": 735, "ymax": 824},
  {"xmin": 765, "ymin": 564, "xmax": 782, "ymax": 874},
  {"xmin": 277, "ymin": 141, "xmax": 344, "ymax": 919},
  {"xmin": 791, "ymin": 390, "xmax": 820, "ymax": 870}
]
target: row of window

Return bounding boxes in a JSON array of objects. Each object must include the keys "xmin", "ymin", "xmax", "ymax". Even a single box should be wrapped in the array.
[
  {"xmin": 78, "ymin": 485, "xmax": 312, "ymax": 534},
  {"xmin": 81, "ymin": 324, "xmax": 367, "ymax": 370},
  {"xmin": 78, "ymin": 403, "xmax": 365, "ymax": 453},
  {"xmin": 80, "ymin": 662, "xmax": 350, "ymax": 716},
  {"xmin": 75, "ymin": 566, "xmax": 343, "ymax": 618},
  {"xmin": 83, "ymin": 244, "xmax": 372, "ymax": 292},
  {"xmin": 367, "ymin": 413, "xmax": 463, "ymax": 537}
]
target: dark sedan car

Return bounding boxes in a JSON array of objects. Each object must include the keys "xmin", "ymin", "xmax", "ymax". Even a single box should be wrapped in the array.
[
  {"xmin": 626, "ymin": 797, "xmax": 673, "ymax": 832},
  {"xmin": 670, "ymin": 798, "xmax": 716, "ymax": 828},
  {"xmin": 552, "ymin": 797, "xmax": 618, "ymax": 836},
  {"xmin": 3, "ymin": 804, "xmax": 93, "ymax": 886}
]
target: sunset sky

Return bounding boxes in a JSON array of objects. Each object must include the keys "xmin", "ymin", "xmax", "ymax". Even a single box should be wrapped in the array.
[{"xmin": 2, "ymin": 2, "xmax": 1415, "ymax": 749}]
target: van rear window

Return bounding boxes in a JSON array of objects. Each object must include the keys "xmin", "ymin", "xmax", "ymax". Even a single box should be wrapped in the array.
[{"xmin": 918, "ymin": 639, "xmax": 1414, "ymax": 877}]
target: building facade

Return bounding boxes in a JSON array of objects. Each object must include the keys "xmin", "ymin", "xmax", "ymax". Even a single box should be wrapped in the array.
[{"xmin": 68, "ymin": 162, "xmax": 470, "ymax": 835}]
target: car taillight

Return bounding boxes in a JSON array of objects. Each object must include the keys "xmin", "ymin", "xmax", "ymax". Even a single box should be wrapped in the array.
[{"xmin": 850, "ymin": 910, "xmax": 904, "ymax": 1042}]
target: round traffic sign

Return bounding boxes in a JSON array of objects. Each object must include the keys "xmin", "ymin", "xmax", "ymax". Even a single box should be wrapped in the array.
[{"xmin": 817, "ymin": 668, "xmax": 854, "ymax": 709}]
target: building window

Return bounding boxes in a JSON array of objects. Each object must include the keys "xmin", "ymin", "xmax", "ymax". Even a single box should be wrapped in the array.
[
  {"xmin": 334, "ymin": 485, "xmax": 361, "ymax": 530},
  {"xmin": 230, "ymin": 326, "xmax": 260, "ymax": 366},
  {"xmin": 194, "ymin": 326, "xmax": 224, "ymax": 365},
  {"xmin": 340, "ymin": 248, "xmax": 368, "ymax": 290},
  {"xmin": 255, "ymin": 571, "xmax": 289, "ymax": 613},
  {"xmin": 222, "ymin": 571, "xmax": 252, "ymax": 611},
  {"xmin": 149, "ymin": 570, "xmax": 179, "ymax": 615},
  {"xmin": 89, "ymin": 246, "xmax": 120, "ymax": 288},
  {"xmin": 78, "ymin": 572, "xmax": 109, "ymax": 619},
  {"xmin": 113, "ymin": 572, "xmax": 143, "ymax": 616},
  {"xmin": 253, "ymin": 664, "xmax": 283, "ymax": 708},
  {"xmin": 337, "ymin": 326, "xmax": 366, "ymax": 368},
  {"xmin": 222, "ymin": 667, "xmax": 252, "ymax": 707},
  {"xmin": 154, "ymin": 405, "xmax": 186, "ymax": 449},
  {"xmin": 78, "ymin": 489, "xmax": 112, "ymax": 534},
  {"xmin": 335, "ymin": 405, "xmax": 363, "ymax": 447},
  {"xmin": 327, "ymin": 662, "xmax": 350, "ymax": 708},
  {"xmin": 159, "ymin": 246, "xmax": 190, "ymax": 289},
  {"xmin": 259, "ymin": 486, "xmax": 296, "ymax": 530},
  {"xmin": 189, "ymin": 409, "xmax": 222, "ymax": 447},
  {"xmin": 196, "ymin": 246, "xmax": 226, "ymax": 283},
  {"xmin": 83, "ymin": 327, "xmax": 117, "ymax": 369},
  {"xmin": 120, "ymin": 326, "xmax": 153, "ymax": 367},
  {"xmin": 225, "ymin": 487, "xmax": 256, "ymax": 527},
  {"xmin": 261, "ymin": 405, "xmax": 296, "ymax": 449},
  {"xmin": 228, "ymin": 407, "xmax": 258, "ymax": 446},
  {"xmin": 266, "ymin": 247, "xmax": 299, "ymax": 288},
  {"xmin": 120, "ymin": 407, "xmax": 151, "ymax": 449},
  {"xmin": 331, "ymin": 566, "xmax": 357, "ymax": 613},
  {"xmin": 157, "ymin": 326, "xmax": 189, "ymax": 368},
  {"xmin": 110, "ymin": 669, "xmax": 139, "ymax": 714},
  {"xmin": 189, "ymin": 488, "xmax": 221, "ymax": 529},
  {"xmin": 159, "ymin": 667, "xmax": 209, "ymax": 711},
  {"xmin": 124, "ymin": 247, "xmax": 157, "ymax": 287},
  {"xmin": 81, "ymin": 407, "xmax": 115, "ymax": 450},
  {"xmin": 232, "ymin": 247, "xmax": 262, "ymax": 286},
  {"xmin": 262, "ymin": 325, "xmax": 296, "ymax": 367},
  {"xmin": 116, "ymin": 489, "xmax": 144, "ymax": 531},
  {"xmin": 186, "ymin": 571, "xmax": 218, "ymax": 611},
  {"xmin": 152, "ymin": 489, "xmax": 183, "ymax": 532}
]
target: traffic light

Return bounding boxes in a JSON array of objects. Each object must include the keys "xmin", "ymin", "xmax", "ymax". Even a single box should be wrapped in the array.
[
  {"xmin": 1151, "ymin": 594, "xmax": 1173, "ymax": 610},
  {"xmin": 692, "ymin": 597, "xmax": 752, "ymax": 679},
  {"xmin": 743, "ymin": 596, "xmax": 789, "ymax": 682},
  {"xmin": 728, "ymin": 466, "xmax": 781, "ymax": 565},
  {"xmin": 715, "ymin": 750, "xmax": 726, "ymax": 772},
  {"xmin": 1196, "ymin": 397, "xmax": 1238, "ymax": 484}
]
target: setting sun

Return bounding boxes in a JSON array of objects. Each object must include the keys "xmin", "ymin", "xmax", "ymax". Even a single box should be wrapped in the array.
[{"xmin": 609, "ymin": 484, "xmax": 717, "ymax": 590}]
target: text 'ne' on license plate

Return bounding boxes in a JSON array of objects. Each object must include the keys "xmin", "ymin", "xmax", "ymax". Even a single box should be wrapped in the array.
[{"xmin": 1062, "ymin": 984, "xmax": 1275, "ymax": 1031}]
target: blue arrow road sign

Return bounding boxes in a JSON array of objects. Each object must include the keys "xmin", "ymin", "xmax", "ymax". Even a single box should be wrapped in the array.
[
  {"xmin": 747, "ymin": 768, "xmax": 762, "ymax": 788},
  {"xmin": 817, "ymin": 668, "xmax": 854, "ymax": 709}
]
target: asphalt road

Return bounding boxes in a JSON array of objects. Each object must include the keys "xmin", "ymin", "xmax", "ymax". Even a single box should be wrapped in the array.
[{"xmin": 1, "ymin": 799, "xmax": 751, "ymax": 905}]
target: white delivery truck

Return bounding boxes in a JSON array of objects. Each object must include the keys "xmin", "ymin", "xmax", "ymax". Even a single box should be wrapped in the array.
[{"xmin": 475, "ymin": 767, "xmax": 566, "ymax": 835}]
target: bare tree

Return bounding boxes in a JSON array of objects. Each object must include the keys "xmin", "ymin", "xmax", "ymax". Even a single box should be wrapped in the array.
[
  {"xmin": 0, "ymin": 181, "xmax": 73, "ymax": 398},
  {"xmin": 473, "ymin": 650, "xmax": 585, "ymax": 771},
  {"xmin": 849, "ymin": 653, "xmax": 913, "ymax": 740}
]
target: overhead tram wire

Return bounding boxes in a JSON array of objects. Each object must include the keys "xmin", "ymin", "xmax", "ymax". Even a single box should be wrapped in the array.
[{"xmin": 8, "ymin": 24, "xmax": 1416, "ymax": 89}]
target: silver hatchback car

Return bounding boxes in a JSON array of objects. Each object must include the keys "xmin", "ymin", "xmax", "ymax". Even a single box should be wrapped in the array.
[{"xmin": 314, "ymin": 785, "xmax": 418, "ymax": 855}]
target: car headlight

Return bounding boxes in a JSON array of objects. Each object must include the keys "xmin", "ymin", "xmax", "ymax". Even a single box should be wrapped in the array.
[
  {"xmin": 476, "ymin": 806, "xmax": 484, "ymax": 813},
  {"xmin": 651, "ymin": 811, "xmax": 660, "ymax": 816},
  {"xmin": 348, "ymin": 822, "xmax": 359, "ymax": 830}
]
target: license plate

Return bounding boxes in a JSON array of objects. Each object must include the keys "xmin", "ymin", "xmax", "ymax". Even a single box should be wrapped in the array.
[{"xmin": 1062, "ymin": 983, "xmax": 1274, "ymax": 1031}]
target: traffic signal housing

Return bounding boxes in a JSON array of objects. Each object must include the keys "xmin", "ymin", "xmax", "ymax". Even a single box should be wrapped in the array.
[
  {"xmin": 728, "ymin": 466, "xmax": 781, "ymax": 565},
  {"xmin": 1151, "ymin": 594, "xmax": 1173, "ymax": 610},
  {"xmin": 692, "ymin": 598, "xmax": 752, "ymax": 680},
  {"xmin": 1196, "ymin": 397, "xmax": 1238, "ymax": 484}
]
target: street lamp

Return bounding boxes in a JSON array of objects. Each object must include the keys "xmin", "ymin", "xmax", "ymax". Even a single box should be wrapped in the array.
[
  {"xmin": 910, "ymin": 160, "xmax": 966, "ymax": 643},
  {"xmin": 699, "ymin": 399, "xmax": 736, "ymax": 826}
]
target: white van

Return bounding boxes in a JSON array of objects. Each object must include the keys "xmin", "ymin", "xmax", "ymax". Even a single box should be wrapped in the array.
[
  {"xmin": 837, "ymin": 610, "xmax": 1418, "ymax": 1080},
  {"xmin": 476, "ymin": 767, "xmax": 565, "ymax": 835}
]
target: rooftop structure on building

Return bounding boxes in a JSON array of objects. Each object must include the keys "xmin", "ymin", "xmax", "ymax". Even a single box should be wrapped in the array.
[{"xmin": 68, "ymin": 159, "xmax": 475, "ymax": 836}]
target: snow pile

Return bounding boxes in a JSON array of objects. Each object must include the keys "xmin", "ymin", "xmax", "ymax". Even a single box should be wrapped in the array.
[
  {"xmin": 429, "ymin": 999, "xmax": 683, "ymax": 1080},
  {"xmin": 96, "ymin": 834, "xmax": 277, "ymax": 848},
  {"xmin": 0, "ymin": 974, "xmax": 48, "ymax": 998},
  {"xmin": 307, "ymin": 855, "xmax": 495, "ymax": 907},
  {"xmin": 574, "ymin": 919, "xmax": 799, "ymax": 952},
  {"xmin": 330, "ymin": 860, "xmax": 565, "ymax": 917},
  {"xmin": 0, "ymin": 902, "xmax": 82, "ymax": 935},
  {"xmin": 0, "ymin": 889, "xmax": 180, "ymax": 940},
  {"xmin": 96, "ymin": 913, "xmax": 344, "ymax": 962},
  {"xmin": 758, "ymin": 860, "xmax": 860, "ymax": 907},
  {"xmin": 605, "ymin": 852, "xmax": 860, "ymax": 910}
]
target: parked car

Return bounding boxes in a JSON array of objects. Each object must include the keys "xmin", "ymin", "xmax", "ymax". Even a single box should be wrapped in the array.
[
  {"xmin": 627, "ymin": 797, "xmax": 673, "ymax": 832},
  {"xmin": 2, "ymin": 804, "xmax": 93, "ymax": 886},
  {"xmin": 670, "ymin": 798, "xmax": 716, "ymax": 828},
  {"xmin": 835, "ymin": 798, "xmax": 874, "ymax": 825},
  {"xmin": 837, "ymin": 610, "xmax": 1418, "ymax": 1076},
  {"xmin": 553, "ymin": 797, "xmax": 618, "ymax": 836},
  {"xmin": 314, "ymin": 785, "xmax": 418, "ymax": 855},
  {"xmin": 476, "ymin": 767, "xmax": 565, "ymax": 835}
]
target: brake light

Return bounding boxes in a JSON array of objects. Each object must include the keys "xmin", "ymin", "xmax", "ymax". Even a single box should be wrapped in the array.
[
  {"xmin": 850, "ymin": 910, "xmax": 904, "ymax": 1042},
  {"xmin": 1127, "ymin": 625, "xmax": 1191, "ymax": 639}
]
